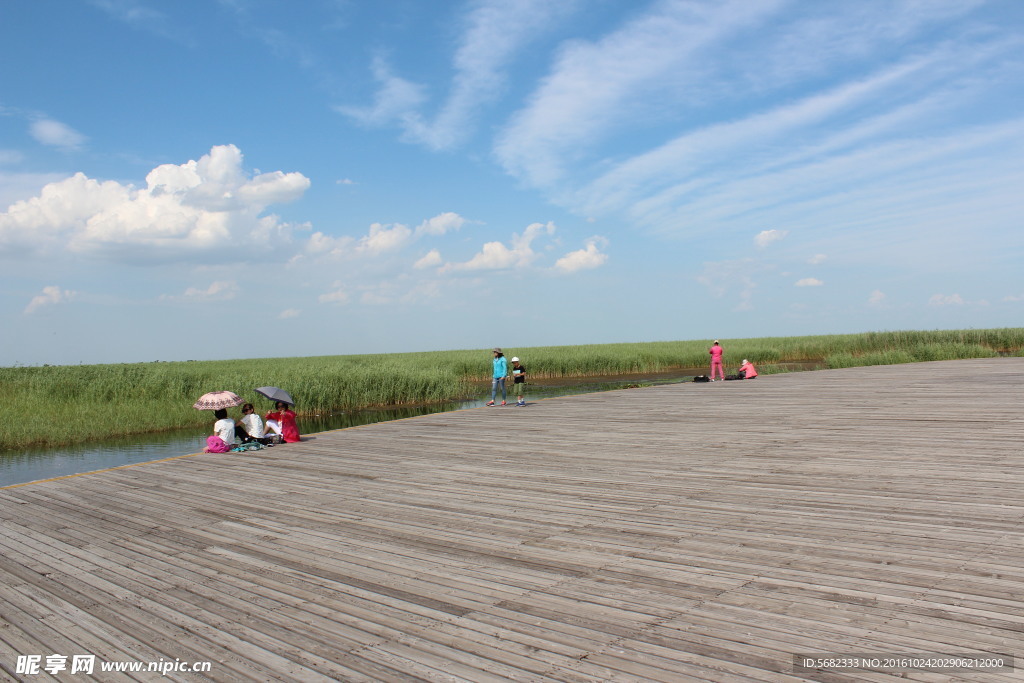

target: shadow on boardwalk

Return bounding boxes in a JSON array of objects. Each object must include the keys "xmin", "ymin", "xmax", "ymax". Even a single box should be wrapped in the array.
[{"xmin": 1, "ymin": 358, "xmax": 1021, "ymax": 681}]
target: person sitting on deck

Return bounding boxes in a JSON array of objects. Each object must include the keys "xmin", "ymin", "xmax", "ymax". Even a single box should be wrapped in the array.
[
  {"xmin": 738, "ymin": 359, "xmax": 758, "ymax": 379},
  {"xmin": 236, "ymin": 403, "xmax": 268, "ymax": 443},
  {"xmin": 204, "ymin": 408, "xmax": 235, "ymax": 452},
  {"xmin": 265, "ymin": 401, "xmax": 301, "ymax": 443}
]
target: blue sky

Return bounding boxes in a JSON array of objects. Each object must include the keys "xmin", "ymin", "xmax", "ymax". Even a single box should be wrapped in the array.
[{"xmin": 2, "ymin": 0, "xmax": 1022, "ymax": 366}]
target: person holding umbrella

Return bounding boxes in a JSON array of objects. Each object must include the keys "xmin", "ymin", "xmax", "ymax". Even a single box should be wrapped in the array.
[
  {"xmin": 264, "ymin": 400, "xmax": 300, "ymax": 443},
  {"xmin": 205, "ymin": 408, "xmax": 236, "ymax": 452},
  {"xmin": 193, "ymin": 391, "xmax": 243, "ymax": 453}
]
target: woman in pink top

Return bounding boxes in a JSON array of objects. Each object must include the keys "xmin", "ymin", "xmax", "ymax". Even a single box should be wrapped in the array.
[
  {"xmin": 739, "ymin": 359, "xmax": 758, "ymax": 379},
  {"xmin": 709, "ymin": 340, "xmax": 725, "ymax": 381},
  {"xmin": 265, "ymin": 401, "xmax": 301, "ymax": 443}
]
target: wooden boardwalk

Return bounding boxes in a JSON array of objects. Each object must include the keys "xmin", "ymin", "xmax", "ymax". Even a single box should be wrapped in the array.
[{"xmin": 1, "ymin": 358, "xmax": 1022, "ymax": 682}]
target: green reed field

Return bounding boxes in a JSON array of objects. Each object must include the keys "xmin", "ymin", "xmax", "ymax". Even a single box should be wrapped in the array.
[{"xmin": 3, "ymin": 328, "xmax": 1022, "ymax": 450}]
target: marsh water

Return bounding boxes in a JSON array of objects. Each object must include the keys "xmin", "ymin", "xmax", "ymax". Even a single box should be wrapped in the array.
[{"xmin": 0, "ymin": 363, "xmax": 821, "ymax": 487}]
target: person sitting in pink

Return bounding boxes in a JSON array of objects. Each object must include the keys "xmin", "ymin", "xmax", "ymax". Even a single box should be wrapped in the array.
[
  {"xmin": 739, "ymin": 359, "xmax": 758, "ymax": 379},
  {"xmin": 709, "ymin": 340, "xmax": 725, "ymax": 381},
  {"xmin": 204, "ymin": 408, "xmax": 235, "ymax": 452},
  {"xmin": 265, "ymin": 401, "xmax": 301, "ymax": 443}
]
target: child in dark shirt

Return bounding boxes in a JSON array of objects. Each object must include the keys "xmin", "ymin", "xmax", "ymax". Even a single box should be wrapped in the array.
[{"xmin": 511, "ymin": 356, "xmax": 527, "ymax": 406}]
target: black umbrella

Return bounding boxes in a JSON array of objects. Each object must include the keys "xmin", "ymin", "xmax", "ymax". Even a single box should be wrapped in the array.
[{"xmin": 255, "ymin": 386, "xmax": 295, "ymax": 406}]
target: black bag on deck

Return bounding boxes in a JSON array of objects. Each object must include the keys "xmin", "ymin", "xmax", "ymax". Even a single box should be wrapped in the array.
[{"xmin": 693, "ymin": 375, "xmax": 710, "ymax": 383}]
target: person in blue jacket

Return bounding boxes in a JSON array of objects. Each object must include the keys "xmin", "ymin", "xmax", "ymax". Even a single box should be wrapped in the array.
[{"xmin": 486, "ymin": 347, "xmax": 509, "ymax": 406}]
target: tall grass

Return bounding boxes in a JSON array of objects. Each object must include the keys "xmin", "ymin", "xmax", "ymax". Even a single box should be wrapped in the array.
[
  {"xmin": 3, "ymin": 328, "xmax": 1021, "ymax": 450},
  {"xmin": 1, "ymin": 358, "xmax": 467, "ymax": 450},
  {"xmin": 825, "ymin": 342, "xmax": 999, "ymax": 368}
]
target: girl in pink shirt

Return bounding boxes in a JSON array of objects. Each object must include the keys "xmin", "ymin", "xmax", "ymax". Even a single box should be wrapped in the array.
[{"xmin": 709, "ymin": 340, "xmax": 725, "ymax": 381}]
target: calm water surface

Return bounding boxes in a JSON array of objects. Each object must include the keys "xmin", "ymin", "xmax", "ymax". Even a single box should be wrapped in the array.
[{"xmin": 0, "ymin": 365, "xmax": 819, "ymax": 487}]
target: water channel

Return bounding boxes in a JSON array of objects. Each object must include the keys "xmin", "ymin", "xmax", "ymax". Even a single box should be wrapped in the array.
[{"xmin": 0, "ymin": 364, "xmax": 821, "ymax": 487}]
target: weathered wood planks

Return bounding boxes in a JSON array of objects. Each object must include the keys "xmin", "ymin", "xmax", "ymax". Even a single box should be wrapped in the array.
[{"xmin": 1, "ymin": 358, "xmax": 1022, "ymax": 681}]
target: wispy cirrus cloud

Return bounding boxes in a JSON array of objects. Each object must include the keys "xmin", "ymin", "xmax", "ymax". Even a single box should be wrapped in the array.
[
  {"xmin": 696, "ymin": 258, "xmax": 760, "ymax": 311},
  {"xmin": 491, "ymin": 0, "xmax": 1022, "ymax": 268},
  {"xmin": 495, "ymin": 0, "xmax": 786, "ymax": 187},
  {"xmin": 335, "ymin": 57, "xmax": 427, "ymax": 129},
  {"xmin": 568, "ymin": 43, "xmax": 987, "ymax": 226},
  {"xmin": 339, "ymin": 0, "xmax": 577, "ymax": 149},
  {"xmin": 89, "ymin": 0, "xmax": 193, "ymax": 45},
  {"xmin": 30, "ymin": 119, "xmax": 87, "ymax": 150}
]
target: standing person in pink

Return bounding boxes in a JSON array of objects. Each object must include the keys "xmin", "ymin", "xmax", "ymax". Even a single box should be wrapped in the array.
[{"xmin": 709, "ymin": 340, "xmax": 725, "ymax": 381}]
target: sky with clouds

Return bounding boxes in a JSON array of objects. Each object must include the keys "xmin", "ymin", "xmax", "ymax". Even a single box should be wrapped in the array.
[{"xmin": 2, "ymin": 0, "xmax": 1022, "ymax": 366}]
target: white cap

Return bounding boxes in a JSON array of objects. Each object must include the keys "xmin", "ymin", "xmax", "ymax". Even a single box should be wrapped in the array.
[
  {"xmin": 511, "ymin": 357, "xmax": 520, "ymax": 362},
  {"xmin": 742, "ymin": 359, "xmax": 749, "ymax": 364}
]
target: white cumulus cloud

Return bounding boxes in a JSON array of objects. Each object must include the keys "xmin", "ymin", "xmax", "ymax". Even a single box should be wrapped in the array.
[
  {"xmin": 868, "ymin": 289, "xmax": 886, "ymax": 305},
  {"xmin": 24, "ymin": 285, "xmax": 76, "ymax": 314},
  {"xmin": 319, "ymin": 284, "xmax": 350, "ymax": 304},
  {"xmin": 305, "ymin": 231, "xmax": 353, "ymax": 257},
  {"xmin": 0, "ymin": 144, "xmax": 310, "ymax": 262},
  {"xmin": 929, "ymin": 293, "xmax": 963, "ymax": 306},
  {"xmin": 357, "ymin": 222, "xmax": 413, "ymax": 254},
  {"xmin": 416, "ymin": 211, "xmax": 467, "ymax": 236},
  {"xmin": 162, "ymin": 280, "xmax": 240, "ymax": 302},
  {"xmin": 443, "ymin": 221, "xmax": 554, "ymax": 272},
  {"xmin": 755, "ymin": 229, "xmax": 788, "ymax": 248},
  {"xmin": 278, "ymin": 308, "xmax": 301, "ymax": 319},
  {"xmin": 808, "ymin": 253, "xmax": 827, "ymax": 264},
  {"xmin": 414, "ymin": 249, "xmax": 443, "ymax": 269},
  {"xmin": 553, "ymin": 238, "xmax": 608, "ymax": 273},
  {"xmin": 795, "ymin": 277, "xmax": 823, "ymax": 286},
  {"xmin": 306, "ymin": 213, "xmax": 462, "ymax": 262}
]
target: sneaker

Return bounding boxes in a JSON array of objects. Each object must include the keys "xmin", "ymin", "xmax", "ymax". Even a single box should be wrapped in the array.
[
  {"xmin": 517, "ymin": 401, "xmax": 525, "ymax": 406},
  {"xmin": 486, "ymin": 400, "xmax": 495, "ymax": 406},
  {"xmin": 500, "ymin": 401, "xmax": 507, "ymax": 406}
]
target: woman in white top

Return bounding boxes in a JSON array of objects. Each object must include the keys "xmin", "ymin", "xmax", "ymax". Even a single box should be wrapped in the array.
[
  {"xmin": 236, "ymin": 403, "xmax": 265, "ymax": 442},
  {"xmin": 213, "ymin": 408, "xmax": 235, "ymax": 444}
]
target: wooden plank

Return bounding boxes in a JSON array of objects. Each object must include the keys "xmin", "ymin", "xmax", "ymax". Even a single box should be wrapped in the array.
[{"xmin": 1, "ymin": 358, "xmax": 1023, "ymax": 680}]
